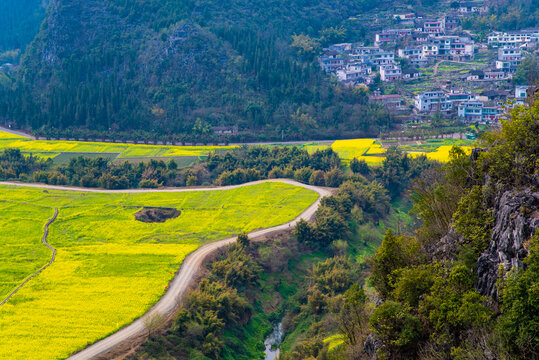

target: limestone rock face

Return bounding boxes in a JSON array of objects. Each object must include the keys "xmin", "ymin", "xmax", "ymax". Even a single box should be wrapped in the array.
[{"xmin": 477, "ymin": 189, "xmax": 539, "ymax": 299}]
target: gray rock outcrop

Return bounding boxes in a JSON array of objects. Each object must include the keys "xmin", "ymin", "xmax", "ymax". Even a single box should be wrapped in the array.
[{"xmin": 477, "ymin": 189, "xmax": 539, "ymax": 299}]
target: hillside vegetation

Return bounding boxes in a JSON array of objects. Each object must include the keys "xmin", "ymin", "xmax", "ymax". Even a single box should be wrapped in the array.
[
  {"xmin": 0, "ymin": 0, "xmax": 394, "ymax": 141},
  {"xmin": 0, "ymin": 0, "xmax": 46, "ymax": 56}
]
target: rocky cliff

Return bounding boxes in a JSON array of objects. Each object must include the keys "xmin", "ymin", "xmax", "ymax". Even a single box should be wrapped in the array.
[{"xmin": 477, "ymin": 188, "xmax": 539, "ymax": 299}]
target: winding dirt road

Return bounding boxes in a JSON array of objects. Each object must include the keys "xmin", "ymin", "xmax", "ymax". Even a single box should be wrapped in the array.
[
  {"xmin": 0, "ymin": 207, "xmax": 58, "ymax": 306},
  {"xmin": 0, "ymin": 179, "xmax": 331, "ymax": 359}
]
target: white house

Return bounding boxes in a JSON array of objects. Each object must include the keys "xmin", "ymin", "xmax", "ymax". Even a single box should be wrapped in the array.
[
  {"xmin": 380, "ymin": 64, "xmax": 402, "ymax": 81},
  {"xmin": 415, "ymin": 91, "xmax": 453, "ymax": 111}
]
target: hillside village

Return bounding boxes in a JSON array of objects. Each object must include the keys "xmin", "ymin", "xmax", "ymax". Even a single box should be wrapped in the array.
[{"xmin": 319, "ymin": 1, "xmax": 538, "ymax": 126}]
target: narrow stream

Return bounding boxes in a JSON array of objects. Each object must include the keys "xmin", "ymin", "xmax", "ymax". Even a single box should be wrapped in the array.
[{"xmin": 264, "ymin": 322, "xmax": 283, "ymax": 360}]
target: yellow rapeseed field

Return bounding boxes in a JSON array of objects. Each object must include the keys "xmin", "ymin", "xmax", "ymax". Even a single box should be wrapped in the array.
[
  {"xmin": 331, "ymin": 139, "xmax": 376, "ymax": 160},
  {"xmin": 0, "ymin": 130, "xmax": 238, "ymax": 160},
  {"xmin": 0, "ymin": 182, "xmax": 318, "ymax": 359},
  {"xmin": 409, "ymin": 145, "xmax": 473, "ymax": 162}
]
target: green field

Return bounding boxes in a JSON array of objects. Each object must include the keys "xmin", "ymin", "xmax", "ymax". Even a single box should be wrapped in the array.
[
  {"xmin": 0, "ymin": 182, "xmax": 318, "ymax": 360},
  {"xmin": 0, "ymin": 132, "xmax": 238, "ymax": 165},
  {"xmin": 0, "ymin": 130, "xmax": 476, "ymax": 169}
]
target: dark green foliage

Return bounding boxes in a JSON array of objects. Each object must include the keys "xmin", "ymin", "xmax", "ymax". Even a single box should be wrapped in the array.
[
  {"xmin": 1, "ymin": 0, "xmax": 394, "ymax": 140},
  {"xmin": 374, "ymin": 149, "xmax": 432, "ymax": 199},
  {"xmin": 325, "ymin": 167, "xmax": 344, "ymax": 188},
  {"xmin": 513, "ymin": 55, "xmax": 539, "ymax": 86},
  {"xmin": 339, "ymin": 179, "xmax": 390, "ymax": 221},
  {"xmin": 496, "ymin": 233, "xmax": 539, "ymax": 358},
  {"xmin": 294, "ymin": 219, "xmax": 316, "ymax": 244},
  {"xmin": 350, "ymin": 157, "xmax": 369, "ymax": 175},
  {"xmin": 211, "ymin": 245, "xmax": 260, "ymax": 288},
  {"xmin": 419, "ymin": 266, "xmax": 491, "ymax": 346},
  {"xmin": 411, "ymin": 147, "xmax": 475, "ymax": 245},
  {"xmin": 370, "ymin": 230, "xmax": 421, "ymax": 298},
  {"xmin": 391, "ymin": 264, "xmax": 438, "ymax": 308},
  {"xmin": 369, "ymin": 301, "xmax": 421, "ymax": 355},
  {"xmin": 480, "ymin": 101, "xmax": 539, "ymax": 187},
  {"xmin": 208, "ymin": 146, "xmax": 340, "ymax": 186},
  {"xmin": 0, "ymin": 0, "xmax": 46, "ymax": 53},
  {"xmin": 313, "ymin": 205, "xmax": 349, "ymax": 247},
  {"xmin": 461, "ymin": 0, "xmax": 539, "ymax": 32},
  {"xmin": 0, "ymin": 148, "xmax": 49, "ymax": 180},
  {"xmin": 236, "ymin": 233, "xmax": 250, "ymax": 248},
  {"xmin": 311, "ymin": 256, "xmax": 356, "ymax": 296},
  {"xmin": 453, "ymin": 185, "xmax": 494, "ymax": 255},
  {"xmin": 339, "ymin": 284, "xmax": 368, "ymax": 345},
  {"xmin": 165, "ymin": 245, "xmax": 260, "ymax": 359}
]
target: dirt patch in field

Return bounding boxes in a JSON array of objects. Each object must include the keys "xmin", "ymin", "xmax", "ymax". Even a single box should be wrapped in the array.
[{"xmin": 134, "ymin": 207, "xmax": 181, "ymax": 223}]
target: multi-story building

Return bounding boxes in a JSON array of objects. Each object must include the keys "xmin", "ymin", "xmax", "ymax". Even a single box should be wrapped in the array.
[
  {"xmin": 380, "ymin": 64, "xmax": 402, "ymax": 81},
  {"xmin": 336, "ymin": 69, "xmax": 366, "ymax": 83},
  {"xmin": 375, "ymin": 29, "xmax": 412, "ymax": 46},
  {"xmin": 458, "ymin": 2, "xmax": 488, "ymax": 15},
  {"xmin": 319, "ymin": 53, "xmax": 345, "ymax": 72},
  {"xmin": 398, "ymin": 47, "xmax": 423, "ymax": 60},
  {"xmin": 423, "ymin": 20, "xmax": 444, "ymax": 34},
  {"xmin": 444, "ymin": 14, "xmax": 460, "ymax": 31},
  {"xmin": 328, "ymin": 43, "xmax": 353, "ymax": 53},
  {"xmin": 427, "ymin": 36, "xmax": 474, "ymax": 59},
  {"xmin": 515, "ymin": 85, "xmax": 530, "ymax": 103},
  {"xmin": 447, "ymin": 90, "xmax": 476, "ymax": 105},
  {"xmin": 488, "ymin": 29, "xmax": 539, "ymax": 47},
  {"xmin": 346, "ymin": 61, "xmax": 372, "ymax": 74},
  {"xmin": 496, "ymin": 47, "xmax": 523, "ymax": 73},
  {"xmin": 415, "ymin": 91, "xmax": 453, "ymax": 111},
  {"xmin": 484, "ymin": 69, "xmax": 512, "ymax": 80},
  {"xmin": 458, "ymin": 101, "xmax": 483, "ymax": 122},
  {"xmin": 422, "ymin": 44, "xmax": 439, "ymax": 57},
  {"xmin": 369, "ymin": 94, "xmax": 406, "ymax": 111},
  {"xmin": 458, "ymin": 101, "xmax": 503, "ymax": 123},
  {"xmin": 368, "ymin": 51, "xmax": 395, "ymax": 65}
]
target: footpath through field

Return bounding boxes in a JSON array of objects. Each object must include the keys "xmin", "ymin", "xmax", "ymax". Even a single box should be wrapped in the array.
[
  {"xmin": 0, "ymin": 179, "xmax": 331, "ymax": 360},
  {"xmin": 0, "ymin": 207, "xmax": 58, "ymax": 306}
]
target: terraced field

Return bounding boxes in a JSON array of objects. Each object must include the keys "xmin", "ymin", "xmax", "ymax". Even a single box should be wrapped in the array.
[{"xmin": 0, "ymin": 182, "xmax": 318, "ymax": 360}]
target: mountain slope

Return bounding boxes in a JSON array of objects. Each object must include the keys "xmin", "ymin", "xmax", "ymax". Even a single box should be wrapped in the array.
[
  {"xmin": 2, "ymin": 0, "xmax": 390, "ymax": 140},
  {"xmin": 0, "ymin": 0, "xmax": 47, "ymax": 56}
]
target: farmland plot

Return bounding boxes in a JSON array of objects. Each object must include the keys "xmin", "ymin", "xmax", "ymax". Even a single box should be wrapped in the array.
[{"xmin": 0, "ymin": 182, "xmax": 318, "ymax": 360}]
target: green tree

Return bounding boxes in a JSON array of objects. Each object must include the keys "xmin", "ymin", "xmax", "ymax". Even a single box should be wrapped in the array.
[
  {"xmin": 339, "ymin": 284, "xmax": 368, "ymax": 345},
  {"xmin": 496, "ymin": 233, "xmax": 539, "ymax": 357},
  {"xmin": 294, "ymin": 219, "xmax": 315, "ymax": 244},
  {"xmin": 237, "ymin": 232, "xmax": 250, "ymax": 248},
  {"xmin": 370, "ymin": 230, "xmax": 421, "ymax": 298},
  {"xmin": 350, "ymin": 158, "xmax": 369, "ymax": 175},
  {"xmin": 369, "ymin": 301, "xmax": 421, "ymax": 355},
  {"xmin": 513, "ymin": 55, "xmax": 539, "ymax": 85},
  {"xmin": 325, "ymin": 167, "xmax": 344, "ymax": 187}
]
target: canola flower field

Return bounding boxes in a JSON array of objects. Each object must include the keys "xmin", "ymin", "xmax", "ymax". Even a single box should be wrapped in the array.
[
  {"xmin": 0, "ymin": 130, "xmax": 238, "ymax": 163},
  {"xmin": 0, "ymin": 182, "xmax": 318, "ymax": 360},
  {"xmin": 300, "ymin": 138, "xmax": 474, "ymax": 164},
  {"xmin": 0, "ymin": 129, "xmax": 474, "ymax": 167}
]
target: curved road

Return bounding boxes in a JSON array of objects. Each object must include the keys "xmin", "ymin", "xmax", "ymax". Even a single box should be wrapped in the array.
[
  {"xmin": 0, "ymin": 179, "xmax": 331, "ymax": 359},
  {"xmin": 0, "ymin": 207, "xmax": 58, "ymax": 306}
]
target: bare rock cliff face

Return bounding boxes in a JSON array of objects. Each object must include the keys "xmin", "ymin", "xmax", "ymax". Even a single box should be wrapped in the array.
[{"xmin": 477, "ymin": 189, "xmax": 539, "ymax": 299}]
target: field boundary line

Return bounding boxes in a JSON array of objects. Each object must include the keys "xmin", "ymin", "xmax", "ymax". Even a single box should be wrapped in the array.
[{"xmin": 0, "ymin": 207, "xmax": 59, "ymax": 306}]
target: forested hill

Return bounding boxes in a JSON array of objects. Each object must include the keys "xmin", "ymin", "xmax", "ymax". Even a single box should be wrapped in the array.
[
  {"xmin": 0, "ymin": 0, "xmax": 47, "ymax": 57},
  {"xmin": 0, "ymin": 0, "xmax": 392, "ymax": 141}
]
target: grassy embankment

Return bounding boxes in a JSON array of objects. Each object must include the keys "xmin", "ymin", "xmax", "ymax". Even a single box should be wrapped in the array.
[{"xmin": 0, "ymin": 182, "xmax": 317, "ymax": 360}]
